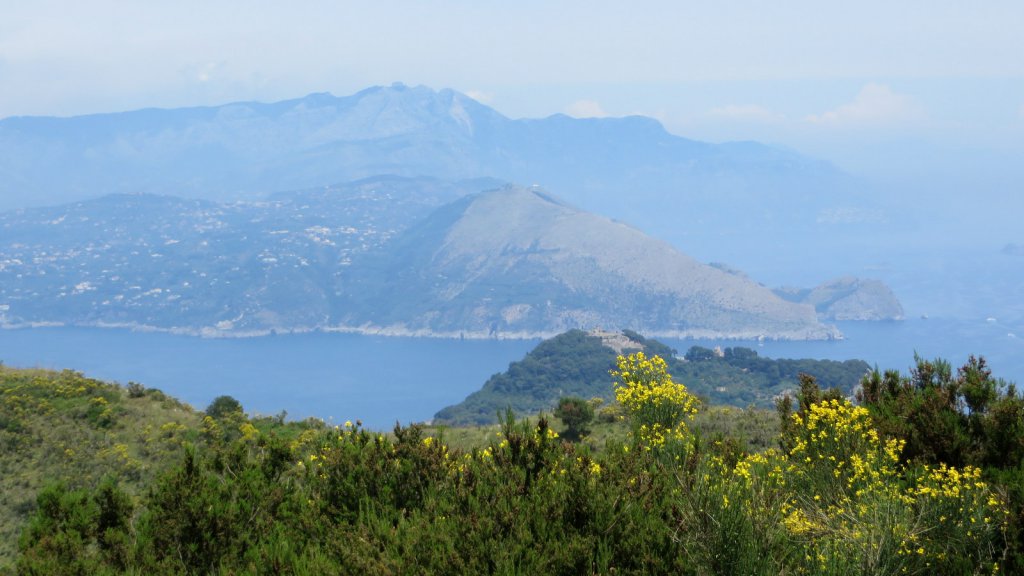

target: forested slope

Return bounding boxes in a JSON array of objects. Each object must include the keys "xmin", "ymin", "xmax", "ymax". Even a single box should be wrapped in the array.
[{"xmin": 435, "ymin": 329, "xmax": 870, "ymax": 425}]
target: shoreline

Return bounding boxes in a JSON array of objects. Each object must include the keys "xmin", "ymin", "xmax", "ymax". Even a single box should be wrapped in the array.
[{"xmin": 0, "ymin": 320, "xmax": 846, "ymax": 342}]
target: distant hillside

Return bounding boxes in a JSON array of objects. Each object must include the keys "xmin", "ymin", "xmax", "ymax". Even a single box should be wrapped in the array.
[
  {"xmin": 434, "ymin": 330, "xmax": 871, "ymax": 425},
  {"xmin": 0, "ymin": 177, "xmax": 494, "ymax": 335},
  {"xmin": 434, "ymin": 330, "xmax": 624, "ymax": 425},
  {"xmin": 341, "ymin": 186, "xmax": 838, "ymax": 339},
  {"xmin": 0, "ymin": 182, "xmax": 839, "ymax": 340}
]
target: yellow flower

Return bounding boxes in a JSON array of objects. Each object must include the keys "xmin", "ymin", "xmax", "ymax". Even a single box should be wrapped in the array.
[{"xmin": 612, "ymin": 352, "xmax": 698, "ymax": 447}]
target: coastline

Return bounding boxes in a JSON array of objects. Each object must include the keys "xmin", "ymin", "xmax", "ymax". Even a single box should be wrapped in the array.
[{"xmin": 0, "ymin": 319, "xmax": 844, "ymax": 342}]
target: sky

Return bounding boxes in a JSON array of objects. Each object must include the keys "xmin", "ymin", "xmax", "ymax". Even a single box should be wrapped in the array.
[{"xmin": 2, "ymin": 0, "xmax": 1023, "ymax": 187}]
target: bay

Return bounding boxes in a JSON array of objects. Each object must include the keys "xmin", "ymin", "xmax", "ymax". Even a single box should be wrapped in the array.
[
  {"xmin": 2, "ymin": 317, "xmax": 1022, "ymax": 430},
  {"xmin": 0, "ymin": 327, "xmax": 535, "ymax": 430}
]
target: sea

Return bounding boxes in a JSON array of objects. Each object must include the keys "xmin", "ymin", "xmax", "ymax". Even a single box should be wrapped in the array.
[{"xmin": 2, "ymin": 317, "xmax": 1022, "ymax": 430}]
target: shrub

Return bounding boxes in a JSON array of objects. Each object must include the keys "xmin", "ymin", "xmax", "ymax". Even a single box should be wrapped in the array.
[
  {"xmin": 205, "ymin": 395, "xmax": 243, "ymax": 419},
  {"xmin": 554, "ymin": 396, "xmax": 594, "ymax": 440},
  {"xmin": 612, "ymin": 352, "xmax": 699, "ymax": 451},
  {"xmin": 126, "ymin": 381, "xmax": 146, "ymax": 398}
]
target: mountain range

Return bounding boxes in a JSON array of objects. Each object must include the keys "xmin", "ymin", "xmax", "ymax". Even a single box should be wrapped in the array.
[
  {"xmin": 0, "ymin": 83, "xmax": 881, "ymax": 265},
  {"xmin": 0, "ymin": 84, "xmax": 904, "ymax": 339}
]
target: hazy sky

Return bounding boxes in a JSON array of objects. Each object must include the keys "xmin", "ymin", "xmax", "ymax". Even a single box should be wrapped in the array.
[{"xmin": 2, "ymin": 1, "xmax": 1023, "ymax": 183}]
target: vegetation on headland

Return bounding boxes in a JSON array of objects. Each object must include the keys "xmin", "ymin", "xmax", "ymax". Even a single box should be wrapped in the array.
[
  {"xmin": 435, "ymin": 329, "xmax": 870, "ymax": 425},
  {"xmin": 4, "ymin": 349, "xmax": 1023, "ymax": 574}
]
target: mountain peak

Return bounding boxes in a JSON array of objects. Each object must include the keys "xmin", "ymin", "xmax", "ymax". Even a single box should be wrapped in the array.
[
  {"xmin": 345, "ymin": 186, "xmax": 839, "ymax": 340},
  {"xmin": 297, "ymin": 91, "xmax": 339, "ymax": 106}
]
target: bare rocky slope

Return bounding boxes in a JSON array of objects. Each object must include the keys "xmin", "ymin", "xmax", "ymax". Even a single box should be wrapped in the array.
[
  {"xmin": 341, "ymin": 186, "xmax": 839, "ymax": 339},
  {"xmin": 775, "ymin": 277, "xmax": 904, "ymax": 321}
]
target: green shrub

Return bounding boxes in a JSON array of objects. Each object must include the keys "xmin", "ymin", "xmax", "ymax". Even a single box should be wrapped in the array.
[
  {"xmin": 205, "ymin": 395, "xmax": 243, "ymax": 419},
  {"xmin": 126, "ymin": 382, "xmax": 146, "ymax": 399},
  {"xmin": 554, "ymin": 396, "xmax": 594, "ymax": 440}
]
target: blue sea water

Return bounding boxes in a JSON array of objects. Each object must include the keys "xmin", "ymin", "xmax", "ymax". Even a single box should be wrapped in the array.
[
  {"xmin": 2, "ymin": 318, "xmax": 1021, "ymax": 430},
  {"xmin": 0, "ymin": 327, "xmax": 536, "ymax": 430}
]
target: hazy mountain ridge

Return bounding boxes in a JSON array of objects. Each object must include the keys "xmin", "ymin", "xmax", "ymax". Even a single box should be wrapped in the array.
[
  {"xmin": 0, "ymin": 81, "xmax": 879, "ymax": 340},
  {"xmin": 0, "ymin": 85, "xmax": 495, "ymax": 208},
  {"xmin": 0, "ymin": 84, "xmax": 870, "ymax": 253},
  {"xmin": 0, "ymin": 180, "xmax": 838, "ymax": 340}
]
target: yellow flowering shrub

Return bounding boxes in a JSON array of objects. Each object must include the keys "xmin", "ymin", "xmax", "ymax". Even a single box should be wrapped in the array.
[
  {"xmin": 779, "ymin": 398, "xmax": 1006, "ymax": 574},
  {"xmin": 787, "ymin": 398, "xmax": 904, "ymax": 502},
  {"xmin": 666, "ymin": 388, "xmax": 1008, "ymax": 573},
  {"xmin": 238, "ymin": 422, "xmax": 260, "ymax": 442},
  {"xmin": 612, "ymin": 352, "xmax": 698, "ymax": 449}
]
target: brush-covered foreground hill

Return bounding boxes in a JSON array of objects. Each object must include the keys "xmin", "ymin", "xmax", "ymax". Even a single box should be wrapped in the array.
[
  {"xmin": 4, "ymin": 356, "xmax": 1015, "ymax": 574},
  {"xmin": 434, "ymin": 329, "xmax": 871, "ymax": 425},
  {"xmin": 0, "ymin": 366, "xmax": 207, "ymax": 566}
]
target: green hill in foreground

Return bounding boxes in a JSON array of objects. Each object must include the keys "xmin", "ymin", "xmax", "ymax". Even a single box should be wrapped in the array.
[
  {"xmin": 0, "ymin": 365, "xmax": 341, "ymax": 571},
  {"xmin": 434, "ymin": 329, "xmax": 871, "ymax": 425},
  {"xmin": 0, "ymin": 362, "xmax": 779, "ymax": 572},
  {"xmin": 5, "ymin": 352, "xmax": 1020, "ymax": 574},
  {"xmin": 0, "ymin": 366, "xmax": 205, "ymax": 567}
]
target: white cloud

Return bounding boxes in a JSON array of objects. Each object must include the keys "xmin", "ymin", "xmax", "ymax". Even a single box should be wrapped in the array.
[
  {"xmin": 565, "ymin": 99, "xmax": 609, "ymax": 118},
  {"xmin": 707, "ymin": 104, "xmax": 783, "ymax": 123},
  {"xmin": 464, "ymin": 90, "xmax": 493, "ymax": 104},
  {"xmin": 195, "ymin": 61, "xmax": 223, "ymax": 83},
  {"xmin": 805, "ymin": 83, "xmax": 924, "ymax": 127}
]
